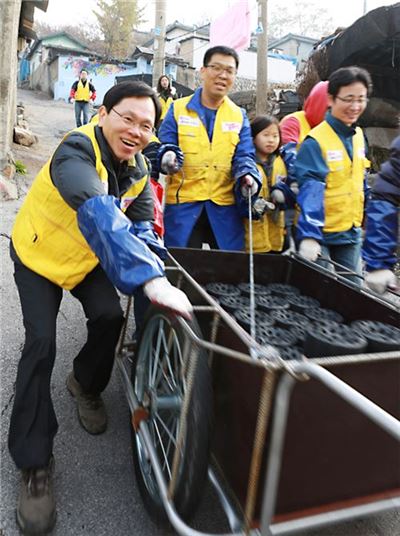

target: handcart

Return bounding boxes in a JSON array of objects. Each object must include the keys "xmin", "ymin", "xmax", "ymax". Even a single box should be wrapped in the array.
[{"xmin": 115, "ymin": 248, "xmax": 400, "ymax": 536}]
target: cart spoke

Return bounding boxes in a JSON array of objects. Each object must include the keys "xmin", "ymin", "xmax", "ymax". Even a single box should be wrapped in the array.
[
  {"xmin": 149, "ymin": 319, "xmax": 164, "ymax": 386},
  {"xmin": 161, "ymin": 331, "xmax": 179, "ymax": 389},
  {"xmin": 155, "ymin": 412, "xmax": 178, "ymax": 448},
  {"xmin": 153, "ymin": 420, "xmax": 172, "ymax": 479}
]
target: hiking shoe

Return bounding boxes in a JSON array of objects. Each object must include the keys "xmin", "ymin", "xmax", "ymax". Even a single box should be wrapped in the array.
[
  {"xmin": 66, "ymin": 372, "xmax": 107, "ymax": 434},
  {"xmin": 17, "ymin": 457, "xmax": 56, "ymax": 535}
]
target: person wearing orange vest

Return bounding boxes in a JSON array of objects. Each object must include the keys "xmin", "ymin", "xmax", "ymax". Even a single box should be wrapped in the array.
[
  {"xmin": 8, "ymin": 82, "xmax": 192, "ymax": 535},
  {"xmin": 69, "ymin": 69, "xmax": 96, "ymax": 127},
  {"xmin": 295, "ymin": 66, "xmax": 372, "ymax": 283}
]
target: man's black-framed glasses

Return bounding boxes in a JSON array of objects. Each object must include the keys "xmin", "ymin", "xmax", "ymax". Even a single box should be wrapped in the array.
[{"xmin": 111, "ymin": 108, "xmax": 154, "ymax": 135}]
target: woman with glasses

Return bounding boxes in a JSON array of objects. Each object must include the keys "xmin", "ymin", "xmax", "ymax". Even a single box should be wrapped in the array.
[{"xmin": 294, "ymin": 66, "xmax": 372, "ymax": 282}]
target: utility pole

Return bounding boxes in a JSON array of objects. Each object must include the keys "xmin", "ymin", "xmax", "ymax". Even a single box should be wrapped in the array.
[
  {"xmin": 363, "ymin": 0, "xmax": 368, "ymax": 14},
  {"xmin": 256, "ymin": 0, "xmax": 268, "ymax": 115},
  {"xmin": 152, "ymin": 0, "xmax": 166, "ymax": 88}
]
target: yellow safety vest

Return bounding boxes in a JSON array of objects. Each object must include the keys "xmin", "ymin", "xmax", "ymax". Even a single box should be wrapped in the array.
[
  {"xmin": 159, "ymin": 95, "xmax": 173, "ymax": 120},
  {"xmin": 244, "ymin": 157, "xmax": 287, "ymax": 252},
  {"xmin": 12, "ymin": 124, "xmax": 148, "ymax": 289},
  {"xmin": 166, "ymin": 95, "xmax": 244, "ymax": 205},
  {"xmin": 280, "ymin": 111, "xmax": 311, "ymax": 148},
  {"xmin": 74, "ymin": 80, "xmax": 91, "ymax": 101},
  {"xmin": 309, "ymin": 122, "xmax": 366, "ymax": 233}
]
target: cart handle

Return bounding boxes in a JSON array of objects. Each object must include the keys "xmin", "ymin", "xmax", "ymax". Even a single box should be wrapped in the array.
[{"xmin": 291, "ymin": 253, "xmax": 399, "ymax": 310}]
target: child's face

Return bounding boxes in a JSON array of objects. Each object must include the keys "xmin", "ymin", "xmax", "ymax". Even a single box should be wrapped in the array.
[{"xmin": 254, "ymin": 123, "xmax": 280, "ymax": 158}]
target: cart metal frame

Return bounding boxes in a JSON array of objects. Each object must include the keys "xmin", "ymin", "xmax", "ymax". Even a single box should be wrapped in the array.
[{"xmin": 115, "ymin": 251, "xmax": 400, "ymax": 536}]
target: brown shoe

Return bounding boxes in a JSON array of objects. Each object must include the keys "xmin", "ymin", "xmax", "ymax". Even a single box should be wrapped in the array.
[
  {"xmin": 66, "ymin": 372, "xmax": 107, "ymax": 434},
  {"xmin": 17, "ymin": 457, "xmax": 56, "ymax": 535}
]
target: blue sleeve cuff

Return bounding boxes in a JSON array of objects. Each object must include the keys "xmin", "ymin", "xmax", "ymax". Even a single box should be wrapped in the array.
[
  {"xmin": 130, "ymin": 220, "xmax": 167, "ymax": 260},
  {"xmin": 362, "ymin": 199, "xmax": 398, "ymax": 271},
  {"xmin": 296, "ymin": 180, "xmax": 325, "ymax": 242},
  {"xmin": 157, "ymin": 143, "xmax": 184, "ymax": 170},
  {"xmin": 271, "ymin": 182, "xmax": 297, "ymax": 208},
  {"xmin": 280, "ymin": 142, "xmax": 298, "ymax": 186},
  {"xmin": 77, "ymin": 195, "xmax": 164, "ymax": 295},
  {"xmin": 233, "ymin": 172, "xmax": 262, "ymax": 218}
]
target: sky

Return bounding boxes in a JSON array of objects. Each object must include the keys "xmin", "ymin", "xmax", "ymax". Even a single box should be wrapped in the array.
[{"xmin": 34, "ymin": 0, "xmax": 397, "ymax": 34}]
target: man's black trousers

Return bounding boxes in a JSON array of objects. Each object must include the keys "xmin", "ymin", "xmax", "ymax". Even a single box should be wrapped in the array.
[{"xmin": 8, "ymin": 262, "xmax": 124, "ymax": 470}]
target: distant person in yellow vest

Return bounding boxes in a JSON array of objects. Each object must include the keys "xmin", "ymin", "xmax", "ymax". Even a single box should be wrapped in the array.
[
  {"xmin": 295, "ymin": 66, "xmax": 372, "ymax": 283},
  {"xmin": 69, "ymin": 69, "xmax": 96, "ymax": 127},
  {"xmin": 245, "ymin": 115, "xmax": 289, "ymax": 253},
  {"xmin": 157, "ymin": 45, "xmax": 261, "ymax": 250},
  {"xmin": 156, "ymin": 74, "xmax": 176, "ymax": 126},
  {"xmin": 8, "ymin": 81, "xmax": 192, "ymax": 535}
]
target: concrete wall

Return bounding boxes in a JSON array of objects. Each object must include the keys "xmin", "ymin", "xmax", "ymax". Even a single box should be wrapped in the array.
[
  {"xmin": 272, "ymin": 38, "xmax": 315, "ymax": 71},
  {"xmin": 0, "ymin": 0, "xmax": 22, "ymax": 171},
  {"xmin": 30, "ymin": 61, "xmax": 50, "ymax": 93}
]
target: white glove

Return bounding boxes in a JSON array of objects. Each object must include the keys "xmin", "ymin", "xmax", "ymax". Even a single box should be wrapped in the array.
[
  {"xmin": 270, "ymin": 189, "xmax": 285, "ymax": 204},
  {"xmin": 240, "ymin": 175, "xmax": 258, "ymax": 197},
  {"xmin": 143, "ymin": 277, "xmax": 193, "ymax": 320},
  {"xmin": 161, "ymin": 151, "xmax": 179, "ymax": 174},
  {"xmin": 365, "ymin": 269, "xmax": 398, "ymax": 295},
  {"xmin": 298, "ymin": 239, "xmax": 321, "ymax": 262}
]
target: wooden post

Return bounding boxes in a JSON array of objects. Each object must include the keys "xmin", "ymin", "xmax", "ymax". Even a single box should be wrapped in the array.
[
  {"xmin": 152, "ymin": 0, "xmax": 166, "ymax": 88},
  {"xmin": 256, "ymin": 0, "xmax": 268, "ymax": 115}
]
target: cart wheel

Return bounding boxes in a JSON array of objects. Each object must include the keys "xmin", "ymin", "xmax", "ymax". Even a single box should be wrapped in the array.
[{"xmin": 131, "ymin": 306, "xmax": 212, "ymax": 525}]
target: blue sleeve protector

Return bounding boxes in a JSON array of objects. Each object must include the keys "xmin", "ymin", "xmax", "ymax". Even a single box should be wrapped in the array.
[
  {"xmin": 296, "ymin": 180, "xmax": 325, "ymax": 242},
  {"xmin": 77, "ymin": 195, "xmax": 165, "ymax": 295},
  {"xmin": 271, "ymin": 182, "xmax": 297, "ymax": 209},
  {"xmin": 232, "ymin": 110, "xmax": 261, "ymax": 182},
  {"xmin": 158, "ymin": 105, "xmax": 178, "ymax": 145},
  {"xmin": 157, "ymin": 143, "xmax": 184, "ymax": 170},
  {"xmin": 234, "ymin": 172, "xmax": 262, "ymax": 218},
  {"xmin": 280, "ymin": 141, "xmax": 298, "ymax": 187},
  {"xmin": 130, "ymin": 220, "xmax": 167, "ymax": 260},
  {"xmin": 362, "ymin": 199, "xmax": 399, "ymax": 271}
]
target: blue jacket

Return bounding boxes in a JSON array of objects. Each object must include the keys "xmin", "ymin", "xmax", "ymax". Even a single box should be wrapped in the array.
[
  {"xmin": 362, "ymin": 135, "xmax": 400, "ymax": 271},
  {"xmin": 295, "ymin": 111, "xmax": 367, "ymax": 245},
  {"xmin": 158, "ymin": 88, "xmax": 260, "ymax": 250}
]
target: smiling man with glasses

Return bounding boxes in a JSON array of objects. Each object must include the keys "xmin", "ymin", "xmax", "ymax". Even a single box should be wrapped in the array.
[
  {"xmin": 8, "ymin": 81, "xmax": 192, "ymax": 535},
  {"xmin": 294, "ymin": 66, "xmax": 372, "ymax": 282},
  {"xmin": 157, "ymin": 45, "xmax": 261, "ymax": 251}
]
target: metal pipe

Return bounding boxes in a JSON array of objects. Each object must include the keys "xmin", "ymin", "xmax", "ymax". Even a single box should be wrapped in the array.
[
  {"xmin": 270, "ymin": 497, "xmax": 400, "ymax": 535},
  {"xmin": 260, "ymin": 373, "xmax": 297, "ymax": 534}
]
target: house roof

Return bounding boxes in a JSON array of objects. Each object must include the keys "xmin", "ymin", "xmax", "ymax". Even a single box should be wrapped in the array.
[
  {"xmin": 269, "ymin": 33, "xmax": 318, "ymax": 49},
  {"xmin": 19, "ymin": 0, "xmax": 49, "ymax": 40},
  {"xmin": 129, "ymin": 46, "xmax": 189, "ymax": 67},
  {"xmin": 142, "ymin": 20, "xmax": 210, "ymax": 49},
  {"xmin": 27, "ymin": 32, "xmax": 91, "ymax": 59}
]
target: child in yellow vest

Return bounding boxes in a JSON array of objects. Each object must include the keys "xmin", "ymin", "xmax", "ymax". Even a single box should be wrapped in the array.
[{"xmin": 245, "ymin": 115, "xmax": 289, "ymax": 253}]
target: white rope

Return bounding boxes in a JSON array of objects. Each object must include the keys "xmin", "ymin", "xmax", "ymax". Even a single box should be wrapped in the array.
[{"xmin": 248, "ymin": 193, "xmax": 257, "ymax": 350}]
